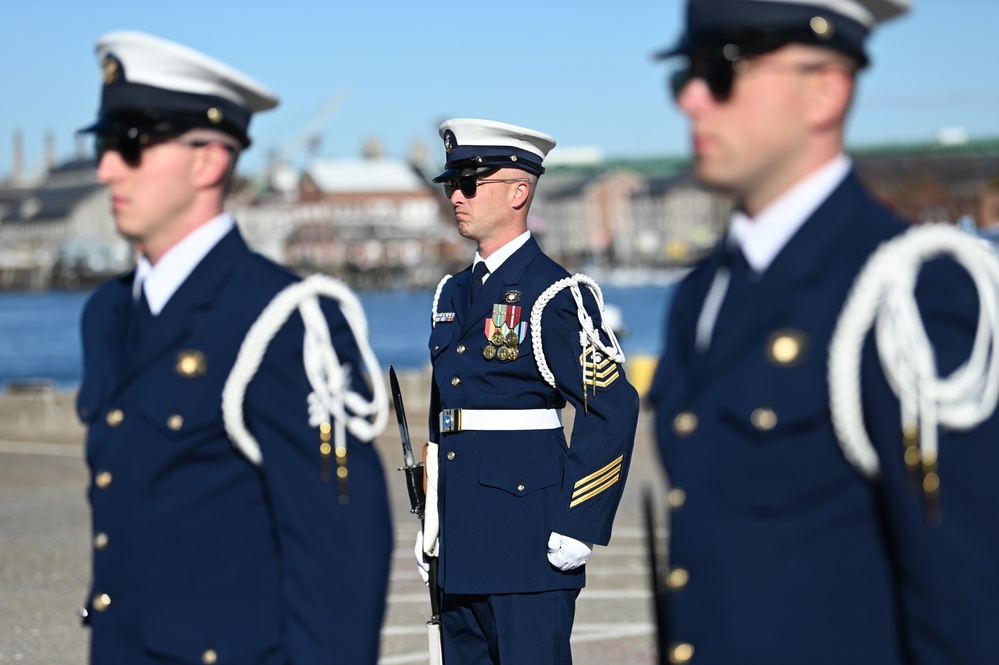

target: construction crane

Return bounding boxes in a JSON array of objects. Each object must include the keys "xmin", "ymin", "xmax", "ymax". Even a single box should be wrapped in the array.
[{"xmin": 268, "ymin": 89, "xmax": 351, "ymax": 194}]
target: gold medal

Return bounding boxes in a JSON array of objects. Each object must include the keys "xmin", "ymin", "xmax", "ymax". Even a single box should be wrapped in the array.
[
  {"xmin": 491, "ymin": 331, "xmax": 505, "ymax": 346},
  {"xmin": 497, "ymin": 346, "xmax": 509, "ymax": 361},
  {"xmin": 505, "ymin": 331, "xmax": 519, "ymax": 347},
  {"xmin": 483, "ymin": 345, "xmax": 497, "ymax": 360},
  {"xmin": 507, "ymin": 346, "xmax": 520, "ymax": 361}
]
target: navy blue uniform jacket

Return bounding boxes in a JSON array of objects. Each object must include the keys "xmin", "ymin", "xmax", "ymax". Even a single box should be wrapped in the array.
[
  {"xmin": 77, "ymin": 228, "xmax": 393, "ymax": 664},
  {"xmin": 428, "ymin": 237, "xmax": 639, "ymax": 595},
  {"xmin": 649, "ymin": 171, "xmax": 999, "ymax": 664}
]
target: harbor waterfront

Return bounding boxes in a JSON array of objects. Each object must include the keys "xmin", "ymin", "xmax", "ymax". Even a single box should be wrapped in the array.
[{"xmin": 0, "ymin": 280, "xmax": 679, "ymax": 392}]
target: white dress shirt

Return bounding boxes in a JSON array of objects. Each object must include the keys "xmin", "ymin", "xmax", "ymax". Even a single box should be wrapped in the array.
[
  {"xmin": 133, "ymin": 213, "xmax": 235, "ymax": 315},
  {"xmin": 695, "ymin": 155, "xmax": 852, "ymax": 350},
  {"xmin": 471, "ymin": 231, "xmax": 532, "ymax": 287}
]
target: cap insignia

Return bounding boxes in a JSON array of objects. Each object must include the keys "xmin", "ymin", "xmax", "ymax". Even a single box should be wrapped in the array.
[
  {"xmin": 444, "ymin": 130, "xmax": 454, "ymax": 154},
  {"xmin": 101, "ymin": 56, "xmax": 121, "ymax": 86},
  {"xmin": 767, "ymin": 330, "xmax": 808, "ymax": 367},
  {"xmin": 810, "ymin": 16, "xmax": 834, "ymax": 39},
  {"xmin": 175, "ymin": 350, "xmax": 208, "ymax": 377}
]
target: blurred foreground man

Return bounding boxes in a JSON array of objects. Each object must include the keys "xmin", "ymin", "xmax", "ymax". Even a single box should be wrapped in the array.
[
  {"xmin": 649, "ymin": 1, "xmax": 999, "ymax": 663},
  {"xmin": 418, "ymin": 119, "xmax": 639, "ymax": 664},
  {"xmin": 76, "ymin": 31, "xmax": 392, "ymax": 664}
]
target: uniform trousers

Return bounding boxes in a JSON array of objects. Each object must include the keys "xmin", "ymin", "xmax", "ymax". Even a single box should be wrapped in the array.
[{"xmin": 441, "ymin": 588, "xmax": 579, "ymax": 664}]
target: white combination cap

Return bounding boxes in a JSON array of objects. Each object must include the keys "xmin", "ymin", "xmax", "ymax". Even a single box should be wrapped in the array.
[
  {"xmin": 80, "ymin": 31, "xmax": 278, "ymax": 147},
  {"xmin": 433, "ymin": 118, "xmax": 556, "ymax": 181}
]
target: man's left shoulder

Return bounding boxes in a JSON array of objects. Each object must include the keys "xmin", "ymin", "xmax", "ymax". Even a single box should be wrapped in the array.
[
  {"xmin": 239, "ymin": 252, "xmax": 301, "ymax": 292},
  {"xmin": 528, "ymin": 250, "xmax": 572, "ymax": 280}
]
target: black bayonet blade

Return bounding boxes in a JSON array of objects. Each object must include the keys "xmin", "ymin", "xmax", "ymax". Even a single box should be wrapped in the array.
[{"xmin": 389, "ymin": 365, "xmax": 416, "ymax": 468}]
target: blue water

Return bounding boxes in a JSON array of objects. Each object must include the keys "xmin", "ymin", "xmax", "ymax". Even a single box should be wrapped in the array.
[{"xmin": 0, "ymin": 283, "xmax": 676, "ymax": 389}]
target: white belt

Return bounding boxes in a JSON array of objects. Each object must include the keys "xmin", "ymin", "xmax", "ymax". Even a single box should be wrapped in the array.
[{"xmin": 439, "ymin": 408, "xmax": 562, "ymax": 434}]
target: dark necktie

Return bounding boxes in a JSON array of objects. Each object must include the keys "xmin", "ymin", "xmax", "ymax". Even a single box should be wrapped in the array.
[
  {"xmin": 129, "ymin": 288, "xmax": 153, "ymax": 353},
  {"xmin": 470, "ymin": 262, "xmax": 489, "ymax": 301},
  {"xmin": 711, "ymin": 241, "xmax": 754, "ymax": 345}
]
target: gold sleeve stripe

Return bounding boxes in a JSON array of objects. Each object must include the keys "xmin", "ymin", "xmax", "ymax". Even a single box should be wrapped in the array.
[
  {"xmin": 569, "ymin": 472, "xmax": 621, "ymax": 509},
  {"xmin": 573, "ymin": 454, "xmax": 625, "ymax": 490},
  {"xmin": 572, "ymin": 464, "xmax": 623, "ymax": 498}
]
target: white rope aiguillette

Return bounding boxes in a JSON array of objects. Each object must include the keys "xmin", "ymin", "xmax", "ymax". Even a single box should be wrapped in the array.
[
  {"xmin": 222, "ymin": 274, "xmax": 388, "ymax": 465},
  {"xmin": 828, "ymin": 224, "xmax": 999, "ymax": 486},
  {"xmin": 431, "ymin": 274, "xmax": 453, "ymax": 328},
  {"xmin": 530, "ymin": 274, "xmax": 626, "ymax": 391}
]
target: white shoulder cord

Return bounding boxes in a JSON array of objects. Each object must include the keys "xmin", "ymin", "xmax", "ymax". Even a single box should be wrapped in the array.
[
  {"xmin": 222, "ymin": 274, "xmax": 389, "ymax": 465},
  {"xmin": 530, "ymin": 273, "xmax": 626, "ymax": 390},
  {"xmin": 431, "ymin": 274, "xmax": 453, "ymax": 328},
  {"xmin": 828, "ymin": 224, "xmax": 999, "ymax": 485}
]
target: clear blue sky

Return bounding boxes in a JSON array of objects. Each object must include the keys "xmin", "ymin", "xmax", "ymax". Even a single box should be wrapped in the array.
[{"xmin": 2, "ymin": 1, "xmax": 997, "ymax": 180}]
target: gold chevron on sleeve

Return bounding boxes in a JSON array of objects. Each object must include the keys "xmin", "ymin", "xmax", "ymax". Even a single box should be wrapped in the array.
[
  {"xmin": 570, "ymin": 454, "xmax": 624, "ymax": 509},
  {"xmin": 579, "ymin": 346, "xmax": 620, "ymax": 388}
]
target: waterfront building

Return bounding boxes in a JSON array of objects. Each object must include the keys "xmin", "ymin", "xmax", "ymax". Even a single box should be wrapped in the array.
[
  {"xmin": 1, "ymin": 135, "xmax": 997, "ymax": 290},
  {"xmin": 0, "ymin": 158, "xmax": 128, "ymax": 290}
]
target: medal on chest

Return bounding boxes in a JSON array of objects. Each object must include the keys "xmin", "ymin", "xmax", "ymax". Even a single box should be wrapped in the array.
[{"xmin": 483, "ymin": 303, "xmax": 527, "ymax": 361}]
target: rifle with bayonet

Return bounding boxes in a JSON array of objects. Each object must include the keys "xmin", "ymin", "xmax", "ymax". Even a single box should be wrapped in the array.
[{"xmin": 389, "ymin": 366, "xmax": 444, "ymax": 664}]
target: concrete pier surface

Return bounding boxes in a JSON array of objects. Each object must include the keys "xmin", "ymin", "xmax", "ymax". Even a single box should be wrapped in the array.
[{"xmin": 0, "ymin": 372, "xmax": 668, "ymax": 664}]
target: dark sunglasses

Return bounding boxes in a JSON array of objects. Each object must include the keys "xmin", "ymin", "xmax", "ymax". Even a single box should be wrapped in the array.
[
  {"xmin": 95, "ymin": 131, "xmax": 217, "ymax": 167},
  {"xmin": 442, "ymin": 176, "xmax": 531, "ymax": 198},
  {"xmin": 669, "ymin": 56, "xmax": 743, "ymax": 102},
  {"xmin": 670, "ymin": 54, "xmax": 834, "ymax": 103}
]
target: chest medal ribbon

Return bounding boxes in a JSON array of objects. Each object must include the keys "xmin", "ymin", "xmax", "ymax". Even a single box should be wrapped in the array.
[{"xmin": 483, "ymin": 303, "xmax": 527, "ymax": 361}]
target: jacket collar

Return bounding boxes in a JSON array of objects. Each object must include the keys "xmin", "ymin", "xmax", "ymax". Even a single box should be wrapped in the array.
[
  {"xmin": 452, "ymin": 236, "xmax": 543, "ymax": 336},
  {"xmin": 116, "ymin": 227, "xmax": 250, "ymax": 381}
]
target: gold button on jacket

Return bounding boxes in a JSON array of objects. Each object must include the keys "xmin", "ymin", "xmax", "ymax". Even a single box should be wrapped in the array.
[
  {"xmin": 667, "ymin": 567, "xmax": 689, "ymax": 590},
  {"xmin": 669, "ymin": 642, "xmax": 694, "ymax": 663},
  {"xmin": 751, "ymin": 407, "xmax": 778, "ymax": 431},
  {"xmin": 672, "ymin": 412, "xmax": 698, "ymax": 436},
  {"xmin": 92, "ymin": 593, "xmax": 111, "ymax": 612}
]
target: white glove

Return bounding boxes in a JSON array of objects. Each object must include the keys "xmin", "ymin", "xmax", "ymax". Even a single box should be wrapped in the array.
[
  {"xmin": 415, "ymin": 530, "xmax": 430, "ymax": 584},
  {"xmin": 547, "ymin": 531, "xmax": 593, "ymax": 571}
]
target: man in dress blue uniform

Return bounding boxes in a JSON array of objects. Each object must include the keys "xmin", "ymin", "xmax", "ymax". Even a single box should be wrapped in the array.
[
  {"xmin": 649, "ymin": 1, "xmax": 999, "ymax": 663},
  {"xmin": 75, "ymin": 31, "xmax": 392, "ymax": 664},
  {"xmin": 417, "ymin": 118, "xmax": 640, "ymax": 664}
]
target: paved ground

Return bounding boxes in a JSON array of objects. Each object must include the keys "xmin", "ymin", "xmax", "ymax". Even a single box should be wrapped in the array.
[{"xmin": 0, "ymin": 378, "xmax": 668, "ymax": 664}]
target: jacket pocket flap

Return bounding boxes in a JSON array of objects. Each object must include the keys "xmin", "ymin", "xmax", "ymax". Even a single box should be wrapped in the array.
[
  {"xmin": 138, "ymin": 389, "xmax": 221, "ymax": 438},
  {"xmin": 429, "ymin": 324, "xmax": 453, "ymax": 358},
  {"xmin": 479, "ymin": 455, "xmax": 562, "ymax": 496},
  {"xmin": 142, "ymin": 598, "xmax": 280, "ymax": 662}
]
